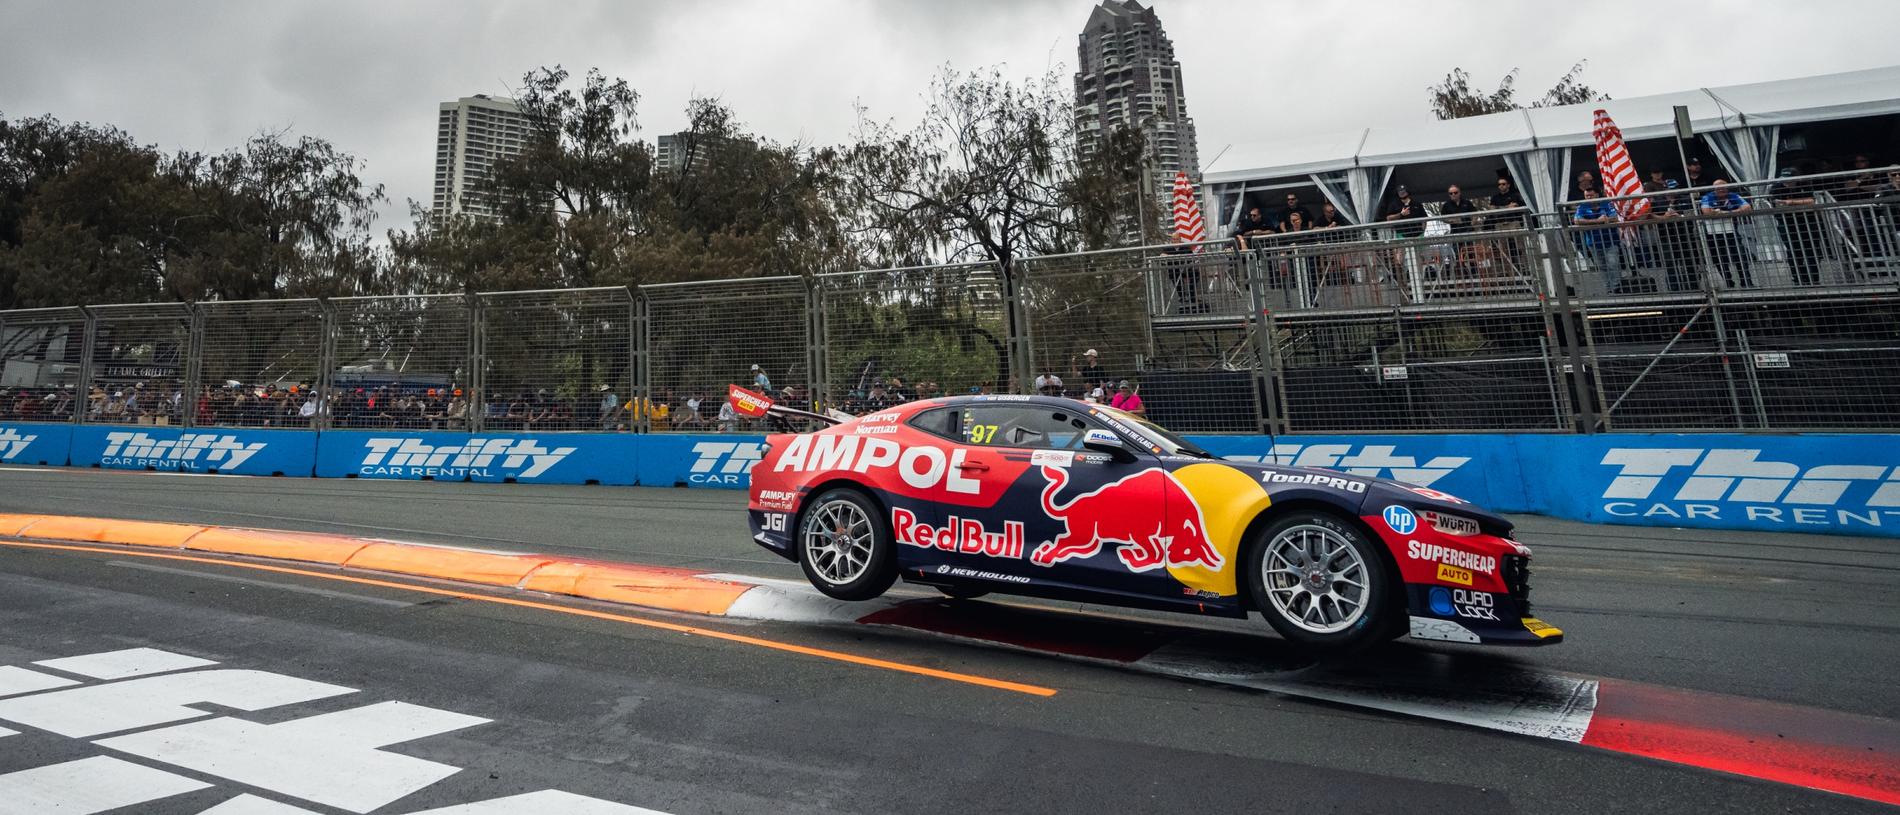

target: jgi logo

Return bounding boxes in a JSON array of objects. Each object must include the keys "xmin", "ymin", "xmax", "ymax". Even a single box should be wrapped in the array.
[
  {"xmin": 689, "ymin": 441, "xmax": 766, "ymax": 486},
  {"xmin": 0, "ymin": 427, "xmax": 40, "ymax": 461},
  {"xmin": 102, "ymin": 432, "xmax": 265, "ymax": 471},
  {"xmin": 360, "ymin": 437, "xmax": 574, "ymax": 479},
  {"xmin": 1600, "ymin": 448, "xmax": 1900, "ymax": 529},
  {"xmin": 1224, "ymin": 444, "xmax": 1470, "ymax": 487}
]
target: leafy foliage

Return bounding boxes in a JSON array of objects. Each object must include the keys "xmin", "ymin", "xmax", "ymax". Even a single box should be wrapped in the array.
[{"xmin": 1428, "ymin": 61, "xmax": 1609, "ymax": 120}]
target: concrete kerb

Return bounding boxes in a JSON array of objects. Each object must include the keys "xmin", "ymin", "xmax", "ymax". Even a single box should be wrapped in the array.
[{"xmin": 0, "ymin": 512, "xmax": 768, "ymax": 618}]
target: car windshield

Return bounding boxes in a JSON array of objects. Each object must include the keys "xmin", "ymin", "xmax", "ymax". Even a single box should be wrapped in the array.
[{"xmin": 1092, "ymin": 404, "xmax": 1216, "ymax": 458}]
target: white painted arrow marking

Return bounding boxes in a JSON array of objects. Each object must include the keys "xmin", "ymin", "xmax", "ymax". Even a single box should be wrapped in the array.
[
  {"xmin": 0, "ymin": 669, "xmax": 354, "ymax": 738},
  {"xmin": 0, "ymin": 755, "xmax": 209, "ymax": 814},
  {"xmin": 35, "ymin": 647, "xmax": 217, "ymax": 679}
]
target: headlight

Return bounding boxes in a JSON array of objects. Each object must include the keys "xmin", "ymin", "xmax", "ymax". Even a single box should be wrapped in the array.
[{"xmin": 1421, "ymin": 509, "xmax": 1479, "ymax": 537}]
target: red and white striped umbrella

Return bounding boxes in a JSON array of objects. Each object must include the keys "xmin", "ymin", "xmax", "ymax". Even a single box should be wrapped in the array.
[
  {"xmin": 1170, "ymin": 171, "xmax": 1206, "ymax": 244},
  {"xmin": 1592, "ymin": 109, "xmax": 1651, "ymax": 221}
]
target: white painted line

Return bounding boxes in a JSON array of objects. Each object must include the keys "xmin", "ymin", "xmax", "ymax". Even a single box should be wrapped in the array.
[
  {"xmin": 404, "ymin": 790, "xmax": 676, "ymax": 814},
  {"xmin": 0, "ymin": 755, "xmax": 211, "ymax": 814},
  {"xmin": 0, "ymin": 668, "xmax": 355, "ymax": 738},
  {"xmin": 198, "ymin": 794, "xmax": 322, "ymax": 814},
  {"xmin": 0, "ymin": 726, "xmax": 14, "ymax": 737},
  {"xmin": 35, "ymin": 646, "xmax": 217, "ymax": 679},
  {"xmin": 0, "ymin": 665, "xmax": 78, "ymax": 697},
  {"xmin": 723, "ymin": 584, "xmax": 896, "ymax": 624},
  {"xmin": 109, "ymin": 561, "xmax": 418, "ymax": 608},
  {"xmin": 358, "ymin": 538, "xmax": 535, "ymax": 557},
  {"xmin": 100, "ymin": 701, "xmax": 491, "ymax": 814}
]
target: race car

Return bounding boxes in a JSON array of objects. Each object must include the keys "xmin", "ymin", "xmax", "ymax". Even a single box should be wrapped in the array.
[{"xmin": 743, "ymin": 393, "xmax": 1561, "ymax": 651}]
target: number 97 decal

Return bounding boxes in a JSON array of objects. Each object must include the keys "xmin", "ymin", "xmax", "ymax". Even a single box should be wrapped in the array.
[{"xmin": 968, "ymin": 424, "xmax": 999, "ymax": 444}]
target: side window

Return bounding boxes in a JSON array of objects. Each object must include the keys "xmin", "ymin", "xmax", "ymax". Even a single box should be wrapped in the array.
[
  {"xmin": 905, "ymin": 407, "xmax": 958, "ymax": 439},
  {"xmin": 960, "ymin": 406, "xmax": 1091, "ymax": 450}
]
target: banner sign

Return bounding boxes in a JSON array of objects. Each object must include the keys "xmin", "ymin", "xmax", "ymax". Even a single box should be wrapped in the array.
[
  {"xmin": 68, "ymin": 425, "xmax": 317, "ymax": 477},
  {"xmin": 727, "ymin": 385, "xmax": 773, "ymax": 418},
  {"xmin": 636, "ymin": 434, "xmax": 767, "ymax": 488},
  {"xmin": 0, "ymin": 422, "xmax": 73, "ymax": 467},
  {"xmin": 313, "ymin": 430, "xmax": 637, "ymax": 485}
]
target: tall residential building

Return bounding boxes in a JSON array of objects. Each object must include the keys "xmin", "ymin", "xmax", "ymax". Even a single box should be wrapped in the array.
[
  {"xmin": 1073, "ymin": 0, "xmax": 1200, "ymax": 237},
  {"xmin": 432, "ymin": 95, "xmax": 530, "ymax": 221}
]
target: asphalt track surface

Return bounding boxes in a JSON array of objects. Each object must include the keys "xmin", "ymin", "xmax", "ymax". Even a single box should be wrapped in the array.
[{"xmin": 1, "ymin": 465, "xmax": 1898, "ymax": 813}]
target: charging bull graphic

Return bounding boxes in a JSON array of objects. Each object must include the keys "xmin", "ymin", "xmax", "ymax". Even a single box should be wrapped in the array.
[{"xmin": 1032, "ymin": 466, "xmax": 1222, "ymax": 572}]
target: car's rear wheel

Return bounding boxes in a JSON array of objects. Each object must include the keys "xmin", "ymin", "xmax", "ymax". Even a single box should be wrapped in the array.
[
  {"xmin": 797, "ymin": 488, "xmax": 896, "ymax": 601},
  {"xmin": 936, "ymin": 585, "xmax": 990, "ymax": 600},
  {"xmin": 1245, "ymin": 511, "xmax": 1394, "ymax": 652}
]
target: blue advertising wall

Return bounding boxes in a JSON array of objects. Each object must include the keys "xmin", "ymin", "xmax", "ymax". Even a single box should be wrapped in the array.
[
  {"xmin": 67, "ymin": 425, "xmax": 317, "ymax": 477},
  {"xmin": 313, "ymin": 430, "xmax": 639, "ymax": 485},
  {"xmin": 0, "ymin": 423, "xmax": 72, "ymax": 467},
  {"xmin": 5, "ymin": 421, "xmax": 1897, "ymax": 538}
]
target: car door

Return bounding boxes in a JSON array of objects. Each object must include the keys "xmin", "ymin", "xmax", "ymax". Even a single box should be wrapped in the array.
[{"xmin": 952, "ymin": 404, "xmax": 1172, "ymax": 597}]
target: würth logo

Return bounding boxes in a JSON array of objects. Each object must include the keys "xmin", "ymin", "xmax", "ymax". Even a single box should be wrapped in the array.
[
  {"xmin": 1599, "ymin": 448, "xmax": 1900, "ymax": 529},
  {"xmin": 689, "ymin": 441, "xmax": 765, "ymax": 485},
  {"xmin": 359, "ymin": 438, "xmax": 575, "ymax": 479},
  {"xmin": 1223, "ymin": 444, "xmax": 1470, "ymax": 487},
  {"xmin": 0, "ymin": 427, "xmax": 39, "ymax": 461},
  {"xmin": 102, "ymin": 432, "xmax": 265, "ymax": 471}
]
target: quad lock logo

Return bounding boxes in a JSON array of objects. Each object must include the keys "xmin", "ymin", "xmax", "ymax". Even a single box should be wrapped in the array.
[
  {"xmin": 101, "ymin": 432, "xmax": 265, "ymax": 471},
  {"xmin": 1222, "ymin": 444, "xmax": 1470, "ymax": 487},
  {"xmin": 690, "ymin": 441, "xmax": 767, "ymax": 485},
  {"xmin": 0, "ymin": 427, "xmax": 39, "ymax": 462},
  {"xmin": 359, "ymin": 437, "xmax": 574, "ymax": 479},
  {"xmin": 1599, "ymin": 448, "xmax": 1900, "ymax": 530}
]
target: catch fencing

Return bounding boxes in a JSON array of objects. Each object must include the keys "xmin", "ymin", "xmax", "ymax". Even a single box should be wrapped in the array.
[{"xmin": 2, "ymin": 170, "xmax": 1898, "ymax": 435}]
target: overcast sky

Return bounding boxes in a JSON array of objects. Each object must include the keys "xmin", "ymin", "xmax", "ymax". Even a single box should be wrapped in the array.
[{"xmin": 4, "ymin": 0, "xmax": 1898, "ymax": 231}]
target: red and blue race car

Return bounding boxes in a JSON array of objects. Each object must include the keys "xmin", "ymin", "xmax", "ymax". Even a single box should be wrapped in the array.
[{"xmin": 744, "ymin": 394, "xmax": 1561, "ymax": 651}]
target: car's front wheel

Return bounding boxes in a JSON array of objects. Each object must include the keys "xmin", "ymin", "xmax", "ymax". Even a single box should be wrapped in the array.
[
  {"xmin": 797, "ymin": 488, "xmax": 897, "ymax": 601},
  {"xmin": 1245, "ymin": 511, "xmax": 1395, "ymax": 652}
]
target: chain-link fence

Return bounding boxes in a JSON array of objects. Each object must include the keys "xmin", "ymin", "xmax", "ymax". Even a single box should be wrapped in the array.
[
  {"xmin": 815, "ymin": 262, "xmax": 1006, "ymax": 413},
  {"xmin": 3, "ymin": 180, "xmax": 1897, "ymax": 435},
  {"xmin": 643, "ymin": 276, "xmax": 809, "ymax": 431}
]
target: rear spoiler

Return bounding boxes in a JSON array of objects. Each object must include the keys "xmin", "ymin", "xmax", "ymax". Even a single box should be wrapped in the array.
[{"xmin": 729, "ymin": 384, "xmax": 845, "ymax": 429}]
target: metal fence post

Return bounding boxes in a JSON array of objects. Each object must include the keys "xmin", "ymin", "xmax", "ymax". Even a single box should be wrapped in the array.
[
  {"xmin": 182, "ymin": 303, "xmax": 204, "ymax": 428},
  {"xmin": 467, "ymin": 292, "xmax": 485, "ymax": 433},
  {"xmin": 1003, "ymin": 259, "xmax": 1032, "ymax": 393},
  {"xmin": 315, "ymin": 298, "xmax": 337, "ymax": 431},
  {"xmin": 1540, "ymin": 227, "xmax": 1598, "ymax": 433},
  {"xmin": 74, "ymin": 307, "xmax": 97, "ymax": 426},
  {"xmin": 1244, "ymin": 250, "xmax": 1278, "ymax": 435},
  {"xmin": 806, "ymin": 276, "xmax": 825, "ymax": 413},
  {"xmin": 1706, "ymin": 287, "xmax": 1749, "ymax": 429},
  {"xmin": 633, "ymin": 287, "xmax": 650, "ymax": 434}
]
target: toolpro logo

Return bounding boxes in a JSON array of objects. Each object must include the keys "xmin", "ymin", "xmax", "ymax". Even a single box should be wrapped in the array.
[
  {"xmin": 359, "ymin": 437, "xmax": 574, "ymax": 479},
  {"xmin": 101, "ymin": 432, "xmax": 265, "ymax": 471},
  {"xmin": 0, "ymin": 427, "xmax": 39, "ymax": 462},
  {"xmin": 691, "ymin": 441, "xmax": 766, "ymax": 485},
  {"xmin": 1031, "ymin": 466, "xmax": 1222, "ymax": 572},
  {"xmin": 1599, "ymin": 448, "xmax": 1900, "ymax": 530},
  {"xmin": 1222, "ymin": 444, "xmax": 1470, "ymax": 487}
]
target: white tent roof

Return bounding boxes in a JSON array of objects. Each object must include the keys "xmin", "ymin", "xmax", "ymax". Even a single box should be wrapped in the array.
[{"xmin": 1204, "ymin": 64, "xmax": 1900, "ymax": 186}]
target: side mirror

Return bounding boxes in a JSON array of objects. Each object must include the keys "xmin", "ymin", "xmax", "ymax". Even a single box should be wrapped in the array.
[{"xmin": 1082, "ymin": 428, "xmax": 1134, "ymax": 461}]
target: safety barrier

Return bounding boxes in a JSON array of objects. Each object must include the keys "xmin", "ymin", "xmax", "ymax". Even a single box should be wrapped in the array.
[{"xmin": 3, "ymin": 420, "xmax": 1895, "ymax": 538}]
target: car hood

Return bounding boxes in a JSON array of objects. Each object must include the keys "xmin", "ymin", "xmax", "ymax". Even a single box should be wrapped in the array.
[{"xmin": 1217, "ymin": 458, "xmax": 1515, "ymax": 537}]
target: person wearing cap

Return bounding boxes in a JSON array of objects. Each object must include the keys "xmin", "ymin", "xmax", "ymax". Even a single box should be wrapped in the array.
[
  {"xmin": 1684, "ymin": 156, "xmax": 1711, "ymax": 190},
  {"xmin": 1699, "ymin": 180, "xmax": 1755, "ymax": 288},
  {"xmin": 1072, "ymin": 348, "xmax": 1108, "ymax": 391},
  {"xmin": 1033, "ymin": 373, "xmax": 1064, "ymax": 397},
  {"xmin": 1109, "ymin": 380, "xmax": 1144, "ymax": 416},
  {"xmin": 1233, "ymin": 206, "xmax": 1274, "ymax": 250},
  {"xmin": 1643, "ymin": 170, "xmax": 1698, "ymax": 292},
  {"xmin": 1772, "ymin": 163, "xmax": 1828, "ymax": 286},
  {"xmin": 1382, "ymin": 185, "xmax": 1426, "ymax": 237},
  {"xmin": 750, "ymin": 364, "xmax": 771, "ymax": 392}
]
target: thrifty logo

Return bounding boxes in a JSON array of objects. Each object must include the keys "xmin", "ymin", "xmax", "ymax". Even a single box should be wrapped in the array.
[
  {"xmin": 1599, "ymin": 448, "xmax": 1900, "ymax": 530},
  {"xmin": 102, "ymin": 432, "xmax": 265, "ymax": 471},
  {"xmin": 360, "ymin": 437, "xmax": 574, "ymax": 478},
  {"xmin": 0, "ymin": 427, "xmax": 39, "ymax": 460},
  {"xmin": 689, "ymin": 441, "xmax": 767, "ymax": 485}
]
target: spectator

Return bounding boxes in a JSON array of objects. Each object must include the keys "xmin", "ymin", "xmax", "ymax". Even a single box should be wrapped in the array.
[
  {"xmin": 1109, "ymin": 380, "xmax": 1144, "ymax": 416},
  {"xmin": 1646, "ymin": 178, "xmax": 1699, "ymax": 292},
  {"xmin": 1233, "ymin": 206, "xmax": 1274, "ymax": 249},
  {"xmin": 1033, "ymin": 373, "xmax": 1064, "ymax": 397},
  {"xmin": 1277, "ymin": 193, "xmax": 1313, "ymax": 234},
  {"xmin": 1382, "ymin": 185, "xmax": 1426, "ymax": 236},
  {"xmin": 680, "ymin": 394, "xmax": 704, "ymax": 429},
  {"xmin": 751, "ymin": 364, "xmax": 771, "ymax": 392},
  {"xmin": 717, "ymin": 395, "xmax": 738, "ymax": 432},
  {"xmin": 1073, "ymin": 348, "xmax": 1108, "ymax": 391},
  {"xmin": 446, "ymin": 391, "xmax": 469, "ymax": 428},
  {"xmin": 1841, "ymin": 154, "xmax": 1880, "ymax": 200},
  {"xmin": 1084, "ymin": 384, "xmax": 1106, "ymax": 404},
  {"xmin": 1440, "ymin": 184, "xmax": 1479, "ymax": 233},
  {"xmin": 1574, "ymin": 170, "xmax": 1598, "ymax": 200},
  {"xmin": 1772, "ymin": 164, "xmax": 1827, "ymax": 286},
  {"xmin": 1699, "ymin": 179, "xmax": 1755, "ymax": 288},
  {"xmin": 1315, "ymin": 201, "xmax": 1348, "ymax": 232},
  {"xmin": 596, "ymin": 385, "xmax": 620, "ymax": 430},
  {"xmin": 1684, "ymin": 156, "xmax": 1712, "ymax": 190},
  {"xmin": 1571, "ymin": 188, "xmax": 1624, "ymax": 290},
  {"xmin": 1489, "ymin": 175, "xmax": 1528, "ymax": 230}
]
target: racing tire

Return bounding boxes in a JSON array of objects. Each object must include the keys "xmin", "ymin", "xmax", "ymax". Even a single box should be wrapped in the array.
[
  {"xmin": 796, "ymin": 487, "xmax": 897, "ymax": 602},
  {"xmin": 936, "ymin": 585, "xmax": 990, "ymax": 600},
  {"xmin": 1244, "ymin": 511, "xmax": 1396, "ymax": 653}
]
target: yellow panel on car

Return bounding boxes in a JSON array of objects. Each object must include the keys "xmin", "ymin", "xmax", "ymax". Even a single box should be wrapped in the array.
[
  {"xmin": 1166, "ymin": 462, "xmax": 1271, "ymax": 597},
  {"xmin": 1522, "ymin": 617, "xmax": 1564, "ymax": 638}
]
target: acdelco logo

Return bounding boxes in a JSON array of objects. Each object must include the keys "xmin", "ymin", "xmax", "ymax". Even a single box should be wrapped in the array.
[
  {"xmin": 691, "ymin": 441, "xmax": 767, "ymax": 485},
  {"xmin": 0, "ymin": 427, "xmax": 39, "ymax": 461},
  {"xmin": 1600, "ymin": 448, "xmax": 1900, "ymax": 529},
  {"xmin": 102, "ymin": 431, "xmax": 265, "ymax": 471},
  {"xmin": 1223, "ymin": 444, "xmax": 1470, "ymax": 487},
  {"xmin": 360, "ymin": 437, "xmax": 574, "ymax": 478}
]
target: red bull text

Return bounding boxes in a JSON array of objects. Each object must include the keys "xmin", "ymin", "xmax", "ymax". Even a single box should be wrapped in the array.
[{"xmin": 892, "ymin": 507, "xmax": 1025, "ymax": 559}]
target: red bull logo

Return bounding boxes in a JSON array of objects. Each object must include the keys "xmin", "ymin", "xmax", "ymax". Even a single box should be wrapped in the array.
[
  {"xmin": 891, "ymin": 507, "xmax": 1025, "ymax": 559},
  {"xmin": 1031, "ymin": 467, "xmax": 1222, "ymax": 572}
]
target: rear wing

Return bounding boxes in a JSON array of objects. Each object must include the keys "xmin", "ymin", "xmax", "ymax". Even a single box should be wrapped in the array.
[{"xmin": 728, "ymin": 385, "xmax": 845, "ymax": 430}]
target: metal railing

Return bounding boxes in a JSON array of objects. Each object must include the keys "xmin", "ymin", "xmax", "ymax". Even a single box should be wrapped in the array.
[{"xmin": 3, "ymin": 175, "xmax": 1897, "ymax": 435}]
